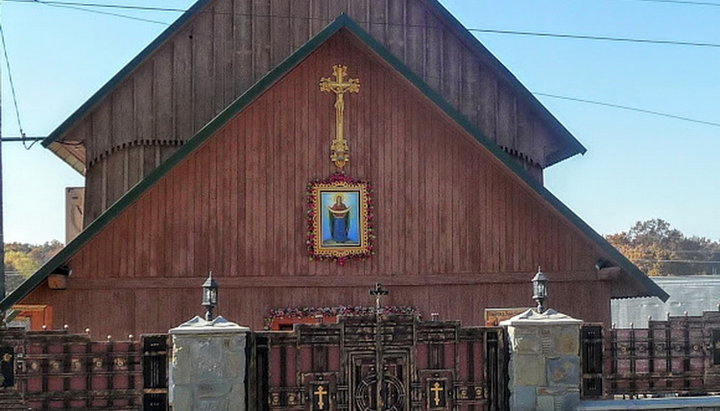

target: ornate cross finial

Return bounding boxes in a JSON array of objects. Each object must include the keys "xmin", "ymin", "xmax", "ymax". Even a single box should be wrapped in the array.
[
  {"xmin": 430, "ymin": 382, "xmax": 444, "ymax": 406},
  {"xmin": 369, "ymin": 282, "xmax": 388, "ymax": 313},
  {"xmin": 314, "ymin": 385, "xmax": 327, "ymax": 409},
  {"xmin": 320, "ymin": 65, "xmax": 360, "ymax": 168}
]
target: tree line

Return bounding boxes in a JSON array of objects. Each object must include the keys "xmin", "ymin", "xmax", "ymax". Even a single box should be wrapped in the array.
[
  {"xmin": 605, "ymin": 219, "xmax": 720, "ymax": 276},
  {"xmin": 4, "ymin": 241, "xmax": 64, "ymax": 277}
]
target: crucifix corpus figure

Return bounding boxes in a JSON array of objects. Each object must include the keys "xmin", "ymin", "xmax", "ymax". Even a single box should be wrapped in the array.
[
  {"xmin": 369, "ymin": 282, "xmax": 389, "ymax": 315},
  {"xmin": 320, "ymin": 65, "xmax": 360, "ymax": 168}
]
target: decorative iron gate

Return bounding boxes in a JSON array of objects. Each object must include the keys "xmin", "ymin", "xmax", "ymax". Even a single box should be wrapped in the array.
[{"xmin": 249, "ymin": 314, "xmax": 508, "ymax": 411}]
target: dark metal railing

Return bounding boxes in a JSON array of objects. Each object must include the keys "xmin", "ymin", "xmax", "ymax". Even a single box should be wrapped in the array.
[
  {"xmin": 581, "ymin": 310, "xmax": 720, "ymax": 398},
  {"xmin": 141, "ymin": 334, "xmax": 169, "ymax": 411}
]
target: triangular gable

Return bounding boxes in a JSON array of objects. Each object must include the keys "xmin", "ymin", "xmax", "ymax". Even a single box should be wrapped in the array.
[
  {"xmin": 42, "ymin": 0, "xmax": 585, "ymax": 175},
  {"xmin": 41, "ymin": 0, "xmax": 215, "ymax": 173},
  {"xmin": 2, "ymin": 14, "xmax": 666, "ymax": 312}
]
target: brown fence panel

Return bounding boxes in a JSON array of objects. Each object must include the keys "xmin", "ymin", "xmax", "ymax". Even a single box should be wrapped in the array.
[
  {"xmin": 0, "ymin": 329, "xmax": 174, "ymax": 410},
  {"xmin": 587, "ymin": 310, "xmax": 720, "ymax": 398}
]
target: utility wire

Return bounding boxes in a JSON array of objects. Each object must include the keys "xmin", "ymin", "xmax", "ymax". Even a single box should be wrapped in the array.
[
  {"xmin": 467, "ymin": 28, "xmax": 720, "ymax": 49},
  {"xmin": 613, "ymin": 0, "xmax": 720, "ymax": 7},
  {"xmin": 36, "ymin": 0, "xmax": 170, "ymax": 25},
  {"xmin": 637, "ymin": 259, "xmax": 720, "ymax": 264},
  {"xmin": 0, "ymin": 22, "xmax": 33, "ymax": 148},
  {"xmin": 4, "ymin": 1, "xmax": 719, "ymax": 131},
  {"xmin": 6, "ymin": 0, "xmax": 720, "ymax": 49},
  {"xmin": 533, "ymin": 92, "xmax": 720, "ymax": 128}
]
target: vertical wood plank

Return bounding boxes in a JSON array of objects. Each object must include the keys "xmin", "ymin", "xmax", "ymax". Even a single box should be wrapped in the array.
[
  {"xmin": 154, "ymin": 45, "xmax": 174, "ymax": 141},
  {"xmin": 193, "ymin": 8, "xmax": 215, "ymax": 130},
  {"xmin": 368, "ymin": 0, "xmax": 387, "ymax": 44},
  {"xmin": 308, "ymin": 0, "xmax": 328, "ymax": 34},
  {"xmin": 477, "ymin": 63, "xmax": 497, "ymax": 143},
  {"xmin": 387, "ymin": 0, "xmax": 405, "ymax": 60},
  {"xmin": 134, "ymin": 65, "xmax": 153, "ymax": 144},
  {"xmin": 214, "ymin": 0, "xmax": 234, "ymax": 113},
  {"xmin": 424, "ymin": 11, "xmax": 442, "ymax": 92},
  {"xmin": 347, "ymin": 0, "xmax": 369, "ymax": 32},
  {"xmin": 289, "ymin": 0, "xmax": 310, "ymax": 52},
  {"xmin": 233, "ymin": 0, "xmax": 254, "ymax": 94},
  {"xmin": 173, "ymin": 27, "xmax": 193, "ymax": 140},
  {"xmin": 405, "ymin": 0, "xmax": 425, "ymax": 77},
  {"xmin": 269, "ymin": 0, "xmax": 291, "ymax": 68},
  {"xmin": 326, "ymin": 0, "xmax": 348, "ymax": 22},
  {"xmin": 496, "ymin": 85, "xmax": 517, "ymax": 150},
  {"xmin": 252, "ymin": 0, "xmax": 271, "ymax": 78}
]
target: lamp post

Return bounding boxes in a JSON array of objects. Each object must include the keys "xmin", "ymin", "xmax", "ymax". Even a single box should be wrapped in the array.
[
  {"xmin": 531, "ymin": 267, "xmax": 549, "ymax": 314},
  {"xmin": 369, "ymin": 283, "xmax": 388, "ymax": 410},
  {"xmin": 202, "ymin": 272, "xmax": 218, "ymax": 321}
]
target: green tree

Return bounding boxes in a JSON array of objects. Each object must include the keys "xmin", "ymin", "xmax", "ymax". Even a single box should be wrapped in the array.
[
  {"xmin": 5, "ymin": 250, "xmax": 40, "ymax": 277},
  {"xmin": 606, "ymin": 219, "xmax": 720, "ymax": 276},
  {"xmin": 4, "ymin": 241, "xmax": 64, "ymax": 278}
]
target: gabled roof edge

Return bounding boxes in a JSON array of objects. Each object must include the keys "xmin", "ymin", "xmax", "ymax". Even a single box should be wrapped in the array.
[
  {"xmin": 44, "ymin": 0, "xmax": 586, "ymax": 170},
  {"xmin": 422, "ymin": 0, "xmax": 587, "ymax": 166},
  {"xmin": 41, "ymin": 0, "xmax": 215, "ymax": 150},
  {"xmin": 1, "ymin": 14, "xmax": 352, "ymax": 312},
  {"xmin": 345, "ymin": 15, "xmax": 666, "ymax": 302},
  {"xmin": 3, "ymin": 13, "xmax": 666, "ymax": 313}
]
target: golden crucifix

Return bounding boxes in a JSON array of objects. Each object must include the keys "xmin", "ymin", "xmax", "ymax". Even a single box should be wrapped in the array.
[
  {"xmin": 314, "ymin": 385, "xmax": 327, "ymax": 409},
  {"xmin": 431, "ymin": 382, "xmax": 444, "ymax": 406},
  {"xmin": 320, "ymin": 65, "xmax": 360, "ymax": 168}
]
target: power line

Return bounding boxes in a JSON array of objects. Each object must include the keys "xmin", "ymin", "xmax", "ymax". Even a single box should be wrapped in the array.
[
  {"xmin": 467, "ymin": 28, "xmax": 720, "ymax": 49},
  {"xmin": 35, "ymin": 0, "xmax": 170, "ymax": 25},
  {"xmin": 637, "ymin": 259, "xmax": 720, "ymax": 264},
  {"xmin": 18, "ymin": 0, "xmax": 186, "ymax": 13},
  {"xmin": 0, "ymin": 22, "xmax": 32, "ymax": 149},
  {"xmin": 4, "ymin": 1, "xmax": 719, "ymax": 131},
  {"xmin": 613, "ymin": 0, "xmax": 720, "ymax": 7},
  {"xmin": 6, "ymin": 0, "xmax": 720, "ymax": 49},
  {"xmin": 533, "ymin": 92, "xmax": 720, "ymax": 128},
  {"xmin": 2, "ymin": 137, "xmax": 45, "ymax": 142}
]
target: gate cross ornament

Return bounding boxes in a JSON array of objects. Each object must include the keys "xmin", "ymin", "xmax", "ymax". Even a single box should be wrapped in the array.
[
  {"xmin": 320, "ymin": 65, "xmax": 360, "ymax": 169},
  {"xmin": 431, "ymin": 382, "xmax": 444, "ymax": 406},
  {"xmin": 314, "ymin": 385, "xmax": 327, "ymax": 409}
]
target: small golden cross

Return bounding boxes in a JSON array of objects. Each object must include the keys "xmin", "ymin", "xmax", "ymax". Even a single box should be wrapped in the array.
[
  {"xmin": 314, "ymin": 385, "xmax": 328, "ymax": 409},
  {"xmin": 430, "ymin": 381, "xmax": 444, "ymax": 406},
  {"xmin": 320, "ymin": 65, "xmax": 360, "ymax": 168}
]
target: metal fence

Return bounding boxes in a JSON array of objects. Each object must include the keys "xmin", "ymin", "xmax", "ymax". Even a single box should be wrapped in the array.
[
  {"xmin": 0, "ymin": 328, "xmax": 169, "ymax": 410},
  {"xmin": 581, "ymin": 310, "xmax": 720, "ymax": 398}
]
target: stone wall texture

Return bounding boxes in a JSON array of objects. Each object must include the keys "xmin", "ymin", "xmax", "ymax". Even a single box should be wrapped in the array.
[
  {"xmin": 169, "ymin": 317, "xmax": 248, "ymax": 411},
  {"xmin": 503, "ymin": 309, "xmax": 582, "ymax": 411}
]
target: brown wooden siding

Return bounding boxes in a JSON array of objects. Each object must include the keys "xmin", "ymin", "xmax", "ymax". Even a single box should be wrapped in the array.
[
  {"xmin": 67, "ymin": 0, "xmax": 563, "ymax": 224},
  {"xmin": 26, "ymin": 32, "xmax": 607, "ymax": 337}
]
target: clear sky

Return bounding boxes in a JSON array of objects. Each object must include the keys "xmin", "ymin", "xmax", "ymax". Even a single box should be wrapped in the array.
[{"xmin": 1, "ymin": 0, "xmax": 719, "ymax": 245}]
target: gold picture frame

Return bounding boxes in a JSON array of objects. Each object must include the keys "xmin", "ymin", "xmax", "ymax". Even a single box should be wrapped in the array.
[{"xmin": 307, "ymin": 173, "xmax": 373, "ymax": 263}]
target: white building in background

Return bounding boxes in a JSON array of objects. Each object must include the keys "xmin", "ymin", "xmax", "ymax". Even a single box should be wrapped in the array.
[{"xmin": 612, "ymin": 275, "xmax": 720, "ymax": 328}]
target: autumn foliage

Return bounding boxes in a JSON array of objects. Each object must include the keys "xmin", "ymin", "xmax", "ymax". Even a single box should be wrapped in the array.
[
  {"xmin": 4, "ymin": 241, "xmax": 64, "ymax": 278},
  {"xmin": 606, "ymin": 219, "xmax": 720, "ymax": 276}
]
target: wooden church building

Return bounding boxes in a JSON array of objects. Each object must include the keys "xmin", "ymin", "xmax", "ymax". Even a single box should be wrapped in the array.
[{"xmin": 2, "ymin": 0, "xmax": 667, "ymax": 338}]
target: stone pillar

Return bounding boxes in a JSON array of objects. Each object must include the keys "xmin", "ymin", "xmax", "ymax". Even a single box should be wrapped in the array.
[
  {"xmin": 501, "ymin": 309, "xmax": 582, "ymax": 411},
  {"xmin": 169, "ymin": 316, "xmax": 250, "ymax": 411}
]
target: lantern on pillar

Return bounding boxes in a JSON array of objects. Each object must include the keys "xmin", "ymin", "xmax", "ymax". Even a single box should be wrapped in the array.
[
  {"xmin": 531, "ymin": 267, "xmax": 549, "ymax": 314},
  {"xmin": 202, "ymin": 272, "xmax": 218, "ymax": 321}
]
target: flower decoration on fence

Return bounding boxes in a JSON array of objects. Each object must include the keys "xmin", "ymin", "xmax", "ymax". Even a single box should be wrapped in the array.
[
  {"xmin": 264, "ymin": 306, "xmax": 418, "ymax": 330},
  {"xmin": 306, "ymin": 171, "xmax": 374, "ymax": 264}
]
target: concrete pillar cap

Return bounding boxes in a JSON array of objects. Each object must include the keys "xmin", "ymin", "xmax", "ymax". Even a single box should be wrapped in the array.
[
  {"xmin": 500, "ymin": 308, "xmax": 583, "ymax": 326},
  {"xmin": 169, "ymin": 315, "xmax": 250, "ymax": 334}
]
